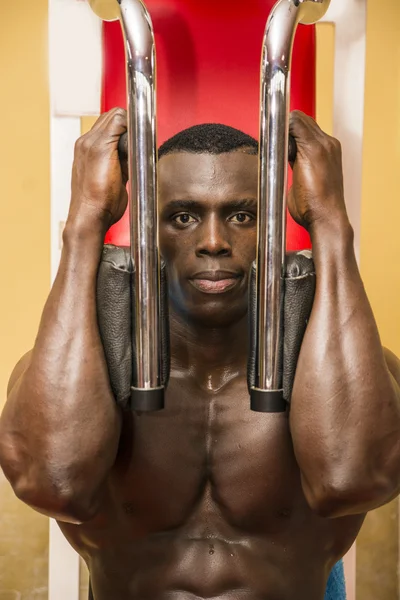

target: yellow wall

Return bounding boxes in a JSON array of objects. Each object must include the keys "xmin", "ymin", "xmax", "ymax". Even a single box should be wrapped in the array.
[
  {"xmin": 0, "ymin": 0, "xmax": 50, "ymax": 597},
  {"xmin": 317, "ymin": 4, "xmax": 400, "ymax": 599},
  {"xmin": 358, "ymin": 1, "xmax": 400, "ymax": 597},
  {"xmin": 361, "ymin": 0, "xmax": 400, "ymax": 357},
  {"xmin": 316, "ymin": 22, "xmax": 335, "ymax": 137}
]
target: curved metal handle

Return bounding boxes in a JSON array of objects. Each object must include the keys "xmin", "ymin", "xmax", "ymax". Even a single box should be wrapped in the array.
[
  {"xmin": 90, "ymin": 0, "xmax": 165, "ymax": 411},
  {"xmin": 251, "ymin": 0, "xmax": 330, "ymax": 412},
  {"xmin": 120, "ymin": 0, "xmax": 164, "ymax": 410}
]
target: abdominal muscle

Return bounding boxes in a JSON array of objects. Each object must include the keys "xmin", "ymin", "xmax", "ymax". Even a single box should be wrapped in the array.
[{"xmin": 87, "ymin": 531, "xmax": 328, "ymax": 600}]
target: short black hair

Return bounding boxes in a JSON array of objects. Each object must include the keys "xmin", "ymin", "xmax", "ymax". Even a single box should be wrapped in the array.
[{"xmin": 158, "ymin": 123, "xmax": 258, "ymax": 159}]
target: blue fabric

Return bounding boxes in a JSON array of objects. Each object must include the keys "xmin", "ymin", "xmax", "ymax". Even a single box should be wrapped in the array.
[{"xmin": 324, "ymin": 560, "xmax": 346, "ymax": 600}]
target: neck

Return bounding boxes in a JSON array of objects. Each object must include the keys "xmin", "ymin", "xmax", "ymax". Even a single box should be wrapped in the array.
[{"xmin": 169, "ymin": 309, "xmax": 249, "ymax": 392}]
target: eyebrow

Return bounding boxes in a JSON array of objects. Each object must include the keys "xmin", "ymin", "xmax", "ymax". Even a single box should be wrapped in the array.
[{"xmin": 162, "ymin": 198, "xmax": 258, "ymax": 211}]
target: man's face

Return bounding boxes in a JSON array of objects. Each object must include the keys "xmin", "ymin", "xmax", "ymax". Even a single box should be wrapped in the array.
[{"xmin": 159, "ymin": 151, "xmax": 258, "ymax": 327}]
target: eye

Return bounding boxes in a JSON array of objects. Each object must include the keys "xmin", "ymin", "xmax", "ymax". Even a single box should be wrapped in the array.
[
  {"xmin": 229, "ymin": 212, "xmax": 254, "ymax": 224},
  {"xmin": 172, "ymin": 213, "xmax": 197, "ymax": 226}
]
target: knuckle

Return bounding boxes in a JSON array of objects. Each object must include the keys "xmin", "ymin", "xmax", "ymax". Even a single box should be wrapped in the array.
[
  {"xmin": 74, "ymin": 134, "xmax": 96, "ymax": 156},
  {"xmin": 334, "ymin": 138, "xmax": 342, "ymax": 152},
  {"xmin": 326, "ymin": 136, "xmax": 341, "ymax": 154},
  {"xmin": 87, "ymin": 141, "xmax": 106, "ymax": 159},
  {"xmin": 290, "ymin": 109, "xmax": 303, "ymax": 120},
  {"xmin": 111, "ymin": 107, "xmax": 127, "ymax": 121},
  {"xmin": 81, "ymin": 137, "xmax": 92, "ymax": 153},
  {"xmin": 314, "ymin": 143, "xmax": 326, "ymax": 159},
  {"xmin": 74, "ymin": 136, "xmax": 86, "ymax": 153}
]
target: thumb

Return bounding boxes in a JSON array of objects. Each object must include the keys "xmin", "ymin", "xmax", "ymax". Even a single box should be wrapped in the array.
[{"xmin": 118, "ymin": 133, "xmax": 129, "ymax": 185}]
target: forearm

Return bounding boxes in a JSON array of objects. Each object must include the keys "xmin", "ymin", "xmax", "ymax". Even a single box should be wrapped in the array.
[
  {"xmin": 0, "ymin": 219, "xmax": 121, "ymax": 522},
  {"xmin": 290, "ymin": 216, "xmax": 400, "ymax": 516}
]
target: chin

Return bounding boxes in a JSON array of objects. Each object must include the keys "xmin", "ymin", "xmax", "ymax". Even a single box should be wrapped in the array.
[{"xmin": 172, "ymin": 296, "xmax": 249, "ymax": 329}]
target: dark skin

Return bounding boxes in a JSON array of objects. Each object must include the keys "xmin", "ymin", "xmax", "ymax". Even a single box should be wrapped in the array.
[{"xmin": 1, "ymin": 108, "xmax": 400, "ymax": 600}]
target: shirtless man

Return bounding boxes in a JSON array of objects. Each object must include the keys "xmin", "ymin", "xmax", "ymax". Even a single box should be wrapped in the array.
[{"xmin": 1, "ymin": 108, "xmax": 399, "ymax": 600}]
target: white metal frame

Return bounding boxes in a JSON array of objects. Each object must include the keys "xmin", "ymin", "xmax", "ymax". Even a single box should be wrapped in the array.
[
  {"xmin": 321, "ymin": 0, "xmax": 367, "ymax": 263},
  {"xmin": 48, "ymin": 1, "xmax": 102, "ymax": 599},
  {"xmin": 320, "ymin": 3, "xmax": 367, "ymax": 597}
]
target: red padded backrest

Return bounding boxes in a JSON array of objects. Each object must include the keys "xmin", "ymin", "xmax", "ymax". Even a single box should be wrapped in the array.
[{"xmin": 101, "ymin": 0, "xmax": 314, "ymax": 250}]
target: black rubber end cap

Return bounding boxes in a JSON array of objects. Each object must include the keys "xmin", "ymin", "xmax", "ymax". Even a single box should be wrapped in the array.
[
  {"xmin": 250, "ymin": 388, "xmax": 287, "ymax": 413},
  {"xmin": 131, "ymin": 387, "xmax": 165, "ymax": 412}
]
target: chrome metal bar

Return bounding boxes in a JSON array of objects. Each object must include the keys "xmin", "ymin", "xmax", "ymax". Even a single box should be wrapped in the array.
[
  {"xmin": 255, "ymin": 0, "xmax": 330, "ymax": 394},
  {"xmin": 119, "ymin": 0, "xmax": 161, "ymax": 391},
  {"xmin": 89, "ymin": 0, "xmax": 162, "ymax": 398}
]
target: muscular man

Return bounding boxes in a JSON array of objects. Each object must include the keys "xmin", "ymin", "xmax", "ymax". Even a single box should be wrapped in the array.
[{"xmin": 1, "ymin": 108, "xmax": 400, "ymax": 600}]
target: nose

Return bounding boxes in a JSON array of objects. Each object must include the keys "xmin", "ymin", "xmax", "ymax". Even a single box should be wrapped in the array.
[{"xmin": 195, "ymin": 214, "xmax": 232, "ymax": 258}]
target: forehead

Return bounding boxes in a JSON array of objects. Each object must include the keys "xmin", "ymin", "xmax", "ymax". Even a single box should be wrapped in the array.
[{"xmin": 158, "ymin": 152, "xmax": 258, "ymax": 204}]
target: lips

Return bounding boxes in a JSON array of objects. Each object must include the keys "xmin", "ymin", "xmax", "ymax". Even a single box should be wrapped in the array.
[{"xmin": 189, "ymin": 271, "xmax": 242, "ymax": 294}]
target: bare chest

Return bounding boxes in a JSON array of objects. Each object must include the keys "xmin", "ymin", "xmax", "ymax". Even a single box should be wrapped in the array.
[
  {"xmin": 61, "ymin": 376, "xmax": 363, "ymax": 572},
  {"xmin": 108, "ymin": 375, "xmax": 304, "ymax": 533}
]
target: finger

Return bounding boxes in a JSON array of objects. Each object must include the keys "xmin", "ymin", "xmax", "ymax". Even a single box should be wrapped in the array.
[
  {"xmin": 288, "ymin": 112, "xmax": 315, "ymax": 163},
  {"xmin": 98, "ymin": 107, "xmax": 127, "ymax": 138},
  {"xmin": 289, "ymin": 110, "xmax": 338, "ymax": 147},
  {"xmin": 80, "ymin": 109, "xmax": 128, "ymax": 160},
  {"xmin": 75, "ymin": 109, "xmax": 127, "ymax": 157},
  {"xmin": 118, "ymin": 132, "xmax": 128, "ymax": 162},
  {"xmin": 88, "ymin": 109, "xmax": 127, "ymax": 151},
  {"xmin": 120, "ymin": 152, "xmax": 129, "ymax": 186},
  {"xmin": 88, "ymin": 111, "xmax": 113, "ymax": 132},
  {"xmin": 89, "ymin": 107, "xmax": 127, "ymax": 135},
  {"xmin": 288, "ymin": 134, "xmax": 297, "ymax": 167},
  {"xmin": 289, "ymin": 110, "xmax": 322, "ymax": 142},
  {"xmin": 289, "ymin": 111, "xmax": 342, "ymax": 167},
  {"xmin": 81, "ymin": 109, "xmax": 121, "ymax": 149}
]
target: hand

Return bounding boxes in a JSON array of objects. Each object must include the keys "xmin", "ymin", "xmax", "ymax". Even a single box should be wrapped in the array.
[
  {"xmin": 68, "ymin": 108, "xmax": 129, "ymax": 235},
  {"xmin": 287, "ymin": 111, "xmax": 348, "ymax": 232}
]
